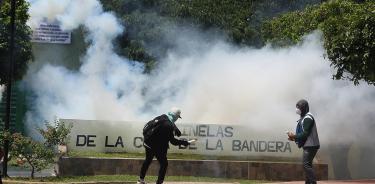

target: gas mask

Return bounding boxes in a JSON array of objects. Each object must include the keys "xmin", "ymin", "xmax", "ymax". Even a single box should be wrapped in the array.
[
  {"xmin": 296, "ymin": 108, "xmax": 301, "ymax": 115},
  {"xmin": 172, "ymin": 116, "xmax": 178, "ymax": 123}
]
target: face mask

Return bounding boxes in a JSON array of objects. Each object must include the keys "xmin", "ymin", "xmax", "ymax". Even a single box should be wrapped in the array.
[
  {"xmin": 172, "ymin": 116, "xmax": 178, "ymax": 123},
  {"xmin": 296, "ymin": 108, "xmax": 301, "ymax": 115}
]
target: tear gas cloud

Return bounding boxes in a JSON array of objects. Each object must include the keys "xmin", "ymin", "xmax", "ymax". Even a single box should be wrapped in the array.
[
  {"xmin": 23, "ymin": 3, "xmax": 375, "ymax": 178},
  {"xmin": 24, "ymin": 0, "xmax": 375, "ymax": 144},
  {"xmin": 24, "ymin": 0, "xmax": 375, "ymax": 178}
]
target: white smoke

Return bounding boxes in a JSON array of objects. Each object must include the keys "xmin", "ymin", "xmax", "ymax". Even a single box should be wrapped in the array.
[
  {"xmin": 146, "ymin": 32, "xmax": 375, "ymax": 144},
  {"xmin": 25, "ymin": 0, "xmax": 375, "ymax": 141},
  {"xmin": 25, "ymin": 0, "xmax": 145, "ymax": 128},
  {"xmin": 24, "ymin": 0, "xmax": 375, "ymax": 178}
]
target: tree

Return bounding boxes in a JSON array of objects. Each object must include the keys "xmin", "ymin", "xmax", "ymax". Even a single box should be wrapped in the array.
[
  {"xmin": 1, "ymin": 120, "xmax": 72, "ymax": 179},
  {"xmin": 262, "ymin": 0, "xmax": 375, "ymax": 85},
  {"xmin": 0, "ymin": 0, "xmax": 33, "ymax": 85},
  {"xmin": 10, "ymin": 133, "xmax": 54, "ymax": 179}
]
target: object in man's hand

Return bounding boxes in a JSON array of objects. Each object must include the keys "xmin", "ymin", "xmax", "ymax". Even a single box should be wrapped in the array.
[
  {"xmin": 286, "ymin": 131, "xmax": 295, "ymax": 141},
  {"xmin": 188, "ymin": 139, "xmax": 197, "ymax": 143}
]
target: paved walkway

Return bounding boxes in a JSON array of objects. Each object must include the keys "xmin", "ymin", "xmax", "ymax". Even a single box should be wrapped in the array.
[
  {"xmin": 1, "ymin": 181, "xmax": 233, "ymax": 184},
  {"xmin": 2, "ymin": 168, "xmax": 375, "ymax": 184},
  {"xmin": 264, "ymin": 180, "xmax": 375, "ymax": 184},
  {"xmin": 166, "ymin": 181, "xmax": 375, "ymax": 184},
  {"xmin": 2, "ymin": 181, "xmax": 375, "ymax": 184}
]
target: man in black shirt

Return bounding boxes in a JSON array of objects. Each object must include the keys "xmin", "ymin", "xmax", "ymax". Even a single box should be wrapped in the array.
[{"xmin": 138, "ymin": 107, "xmax": 189, "ymax": 184}]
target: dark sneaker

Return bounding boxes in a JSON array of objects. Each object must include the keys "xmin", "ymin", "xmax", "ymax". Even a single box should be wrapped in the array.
[{"xmin": 137, "ymin": 179, "xmax": 146, "ymax": 184}]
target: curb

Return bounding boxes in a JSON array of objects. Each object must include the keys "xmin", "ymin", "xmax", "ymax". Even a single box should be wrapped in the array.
[{"xmin": 3, "ymin": 181, "xmax": 241, "ymax": 184}]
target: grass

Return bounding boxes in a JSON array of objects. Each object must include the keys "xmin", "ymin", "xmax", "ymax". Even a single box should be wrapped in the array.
[{"xmin": 7, "ymin": 174, "xmax": 267, "ymax": 184}]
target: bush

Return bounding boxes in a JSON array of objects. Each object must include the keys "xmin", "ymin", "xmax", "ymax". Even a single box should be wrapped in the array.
[{"xmin": 38, "ymin": 119, "xmax": 73, "ymax": 147}]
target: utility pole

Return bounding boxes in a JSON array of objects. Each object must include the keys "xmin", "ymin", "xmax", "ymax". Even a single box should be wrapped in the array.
[{"xmin": 3, "ymin": 0, "xmax": 17, "ymax": 177}]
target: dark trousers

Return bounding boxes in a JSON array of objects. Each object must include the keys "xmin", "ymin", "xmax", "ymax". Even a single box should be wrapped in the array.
[
  {"xmin": 140, "ymin": 146, "xmax": 168, "ymax": 184},
  {"xmin": 303, "ymin": 147, "xmax": 318, "ymax": 184}
]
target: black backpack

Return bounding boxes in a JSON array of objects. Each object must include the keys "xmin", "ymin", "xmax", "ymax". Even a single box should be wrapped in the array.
[{"xmin": 143, "ymin": 116, "xmax": 163, "ymax": 141}]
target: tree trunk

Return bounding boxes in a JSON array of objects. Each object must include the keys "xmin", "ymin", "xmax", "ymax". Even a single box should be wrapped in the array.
[{"xmin": 31, "ymin": 165, "xmax": 35, "ymax": 179}]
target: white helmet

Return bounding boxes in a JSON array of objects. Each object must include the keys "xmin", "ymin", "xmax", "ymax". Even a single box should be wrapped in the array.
[{"xmin": 170, "ymin": 107, "xmax": 182, "ymax": 119}]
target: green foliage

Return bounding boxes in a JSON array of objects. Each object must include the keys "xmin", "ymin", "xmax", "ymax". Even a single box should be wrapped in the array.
[
  {"xmin": 116, "ymin": 11, "xmax": 167, "ymax": 72},
  {"xmin": 37, "ymin": 119, "xmax": 73, "ymax": 147},
  {"xmin": 100, "ymin": 0, "xmax": 320, "ymax": 71},
  {"xmin": 0, "ymin": 129, "xmax": 11, "ymax": 147},
  {"xmin": 0, "ymin": 0, "xmax": 33, "ymax": 85},
  {"xmin": 10, "ymin": 133, "xmax": 54, "ymax": 178},
  {"xmin": 321, "ymin": 1, "xmax": 375, "ymax": 84},
  {"xmin": 159, "ymin": 0, "xmax": 256, "ymax": 45},
  {"xmin": 262, "ymin": 0, "xmax": 375, "ymax": 85}
]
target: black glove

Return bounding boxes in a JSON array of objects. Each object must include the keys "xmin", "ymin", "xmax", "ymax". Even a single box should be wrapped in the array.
[
  {"xmin": 175, "ymin": 128, "xmax": 182, "ymax": 137},
  {"xmin": 181, "ymin": 141, "xmax": 189, "ymax": 146}
]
